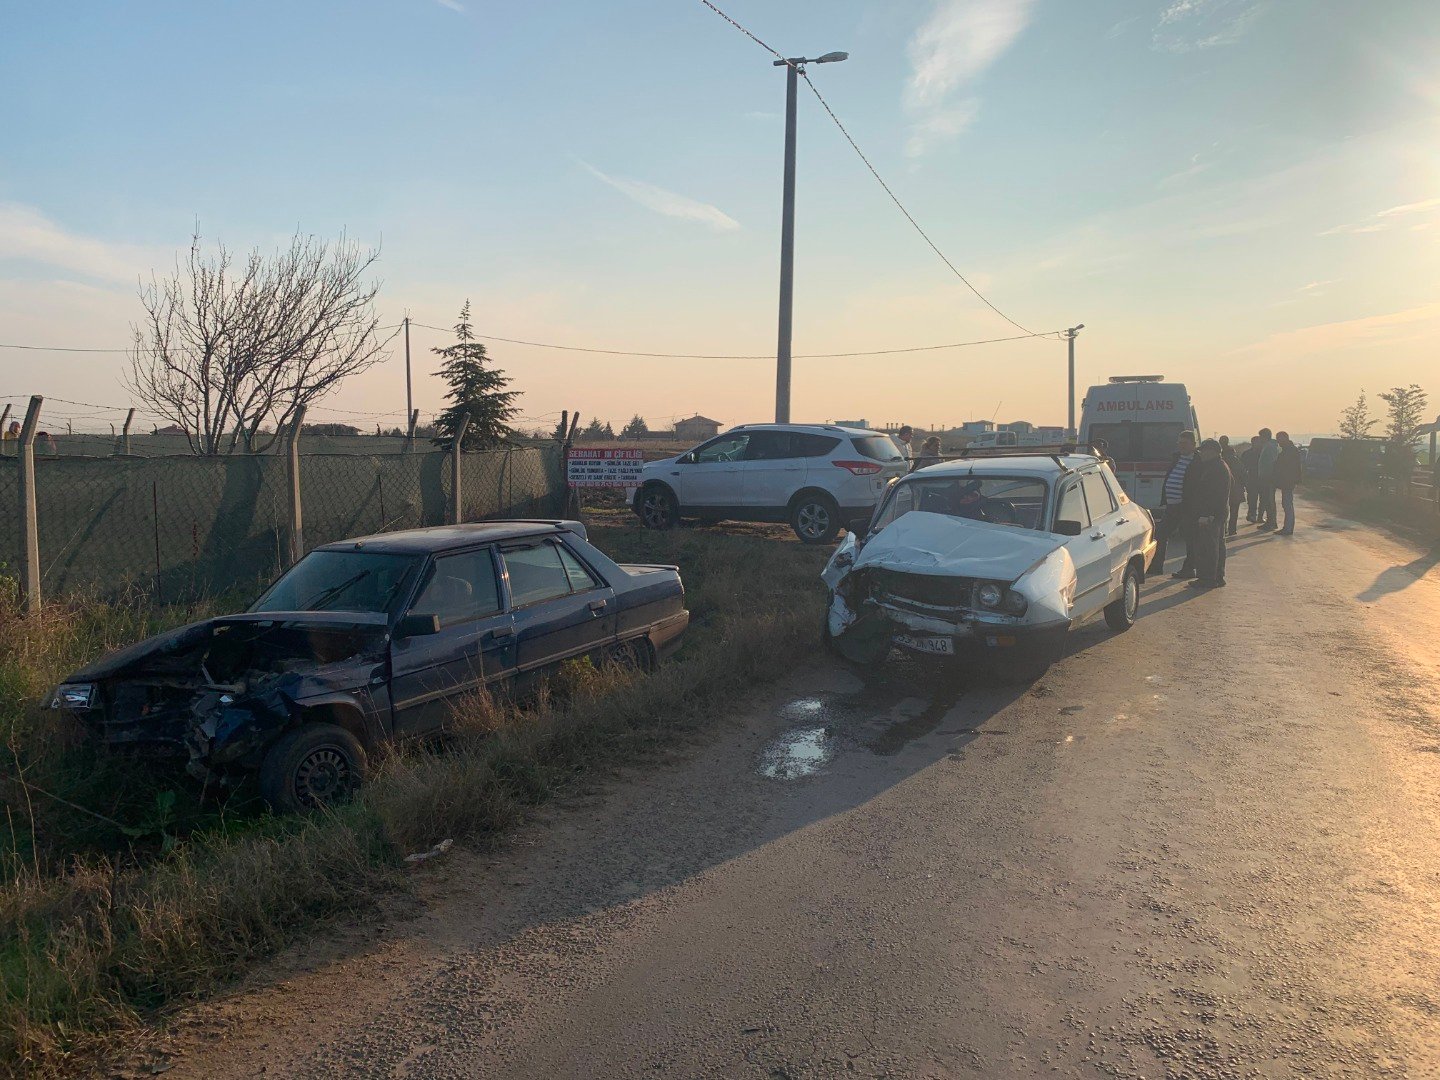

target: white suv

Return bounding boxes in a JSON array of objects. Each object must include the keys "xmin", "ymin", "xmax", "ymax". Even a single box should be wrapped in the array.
[{"xmin": 632, "ymin": 424, "xmax": 909, "ymax": 543}]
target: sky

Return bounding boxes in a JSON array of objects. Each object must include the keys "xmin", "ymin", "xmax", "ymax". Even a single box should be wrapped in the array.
[{"xmin": 1, "ymin": 0, "xmax": 1438, "ymax": 438}]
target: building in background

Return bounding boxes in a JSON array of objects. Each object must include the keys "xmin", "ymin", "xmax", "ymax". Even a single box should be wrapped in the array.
[
  {"xmin": 960, "ymin": 420, "xmax": 996, "ymax": 436},
  {"xmin": 673, "ymin": 415, "xmax": 723, "ymax": 443}
]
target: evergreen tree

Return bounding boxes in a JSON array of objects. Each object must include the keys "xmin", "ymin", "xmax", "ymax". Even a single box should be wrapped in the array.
[
  {"xmin": 602, "ymin": 421, "xmax": 615, "ymax": 439},
  {"xmin": 1378, "ymin": 384, "xmax": 1429, "ymax": 450},
  {"xmin": 432, "ymin": 301, "xmax": 521, "ymax": 450},
  {"xmin": 581, "ymin": 417, "xmax": 609, "ymax": 440},
  {"xmin": 621, "ymin": 414, "xmax": 649, "ymax": 440},
  {"xmin": 1337, "ymin": 390, "xmax": 1376, "ymax": 440}
]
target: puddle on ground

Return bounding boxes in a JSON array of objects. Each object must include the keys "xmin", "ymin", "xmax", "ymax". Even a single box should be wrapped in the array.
[
  {"xmin": 869, "ymin": 690, "xmax": 962, "ymax": 756},
  {"xmin": 759, "ymin": 726, "xmax": 834, "ymax": 779}
]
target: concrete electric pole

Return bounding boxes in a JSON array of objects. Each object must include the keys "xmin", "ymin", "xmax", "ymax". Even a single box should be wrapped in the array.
[
  {"xmin": 1065, "ymin": 324, "xmax": 1084, "ymax": 441},
  {"xmin": 772, "ymin": 51, "xmax": 848, "ymax": 424}
]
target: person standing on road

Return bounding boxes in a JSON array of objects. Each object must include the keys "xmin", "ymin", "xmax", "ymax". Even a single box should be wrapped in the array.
[
  {"xmin": 914, "ymin": 436, "xmax": 942, "ymax": 471},
  {"xmin": 1219, "ymin": 435, "xmax": 1245, "ymax": 538},
  {"xmin": 1149, "ymin": 429, "xmax": 1198, "ymax": 578},
  {"xmin": 895, "ymin": 425, "xmax": 916, "ymax": 470},
  {"xmin": 1188, "ymin": 439, "xmax": 1232, "ymax": 588},
  {"xmin": 1240, "ymin": 435, "xmax": 1262, "ymax": 523},
  {"xmin": 1255, "ymin": 428, "xmax": 1279, "ymax": 530},
  {"xmin": 1274, "ymin": 431, "xmax": 1303, "ymax": 536}
]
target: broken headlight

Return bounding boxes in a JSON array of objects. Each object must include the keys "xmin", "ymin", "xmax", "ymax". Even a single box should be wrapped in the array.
[
  {"xmin": 974, "ymin": 583, "xmax": 1028, "ymax": 616},
  {"xmin": 50, "ymin": 683, "xmax": 97, "ymax": 711}
]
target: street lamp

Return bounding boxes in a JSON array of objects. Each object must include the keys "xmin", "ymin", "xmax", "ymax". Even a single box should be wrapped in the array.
[
  {"xmin": 772, "ymin": 50, "xmax": 848, "ymax": 424},
  {"xmin": 1064, "ymin": 324, "xmax": 1084, "ymax": 441}
]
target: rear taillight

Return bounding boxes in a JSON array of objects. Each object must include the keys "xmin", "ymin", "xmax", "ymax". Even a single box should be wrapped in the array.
[{"xmin": 832, "ymin": 460, "xmax": 883, "ymax": 476}]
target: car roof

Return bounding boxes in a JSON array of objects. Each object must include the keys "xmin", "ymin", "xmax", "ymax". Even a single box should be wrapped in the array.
[
  {"xmin": 314, "ymin": 520, "xmax": 572, "ymax": 555},
  {"xmin": 729, "ymin": 423, "xmax": 879, "ymax": 436},
  {"xmin": 911, "ymin": 454, "xmax": 1100, "ymax": 478}
]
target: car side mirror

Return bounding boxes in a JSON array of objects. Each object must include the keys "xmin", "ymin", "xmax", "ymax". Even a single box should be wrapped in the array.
[
  {"xmin": 678, "ymin": 453, "xmax": 695, "ymax": 465},
  {"xmin": 1054, "ymin": 519, "xmax": 1084, "ymax": 536},
  {"xmin": 395, "ymin": 613, "xmax": 441, "ymax": 638}
]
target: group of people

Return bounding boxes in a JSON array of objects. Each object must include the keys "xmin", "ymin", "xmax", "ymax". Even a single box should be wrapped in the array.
[
  {"xmin": 894, "ymin": 425, "xmax": 943, "ymax": 471},
  {"xmin": 1150, "ymin": 427, "xmax": 1304, "ymax": 588}
]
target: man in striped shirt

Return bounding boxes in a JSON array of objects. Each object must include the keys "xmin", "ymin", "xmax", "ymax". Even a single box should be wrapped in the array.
[{"xmin": 1148, "ymin": 429, "xmax": 1198, "ymax": 578}]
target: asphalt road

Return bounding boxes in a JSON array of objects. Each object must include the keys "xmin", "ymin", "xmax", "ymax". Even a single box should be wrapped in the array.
[{"xmin": 145, "ymin": 500, "xmax": 1440, "ymax": 1079}]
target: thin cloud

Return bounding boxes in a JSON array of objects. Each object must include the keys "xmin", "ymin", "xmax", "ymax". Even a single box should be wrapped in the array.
[
  {"xmin": 0, "ymin": 202, "xmax": 159, "ymax": 284},
  {"xmin": 1377, "ymin": 196, "xmax": 1440, "ymax": 218},
  {"xmin": 579, "ymin": 162, "xmax": 740, "ymax": 233},
  {"xmin": 434, "ymin": 0, "xmax": 465, "ymax": 11},
  {"xmin": 1321, "ymin": 196, "xmax": 1440, "ymax": 236},
  {"xmin": 904, "ymin": 0, "xmax": 1036, "ymax": 157},
  {"xmin": 1233, "ymin": 302, "xmax": 1440, "ymax": 357},
  {"xmin": 1153, "ymin": 0, "xmax": 1264, "ymax": 53}
]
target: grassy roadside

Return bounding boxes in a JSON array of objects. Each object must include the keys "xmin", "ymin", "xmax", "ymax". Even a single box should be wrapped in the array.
[{"xmin": 0, "ymin": 523, "xmax": 827, "ymax": 1074}]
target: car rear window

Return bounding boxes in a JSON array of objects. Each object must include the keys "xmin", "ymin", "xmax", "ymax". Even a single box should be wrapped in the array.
[{"xmin": 852, "ymin": 435, "xmax": 904, "ymax": 462}]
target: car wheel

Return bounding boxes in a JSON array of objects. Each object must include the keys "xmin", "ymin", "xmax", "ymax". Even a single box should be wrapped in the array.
[
  {"xmin": 639, "ymin": 484, "xmax": 679, "ymax": 530},
  {"xmin": 611, "ymin": 637, "xmax": 656, "ymax": 673},
  {"xmin": 791, "ymin": 492, "xmax": 841, "ymax": 544},
  {"xmin": 1104, "ymin": 562, "xmax": 1141, "ymax": 631},
  {"xmin": 259, "ymin": 723, "xmax": 367, "ymax": 813}
]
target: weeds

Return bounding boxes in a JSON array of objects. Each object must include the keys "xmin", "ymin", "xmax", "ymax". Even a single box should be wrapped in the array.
[{"xmin": 0, "ymin": 524, "xmax": 825, "ymax": 1074}]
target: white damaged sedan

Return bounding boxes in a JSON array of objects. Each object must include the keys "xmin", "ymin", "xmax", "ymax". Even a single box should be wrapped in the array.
[{"xmin": 821, "ymin": 451, "xmax": 1157, "ymax": 669}]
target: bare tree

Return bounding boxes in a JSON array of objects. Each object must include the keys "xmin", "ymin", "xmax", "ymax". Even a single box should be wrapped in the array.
[{"xmin": 127, "ymin": 230, "xmax": 392, "ymax": 454}]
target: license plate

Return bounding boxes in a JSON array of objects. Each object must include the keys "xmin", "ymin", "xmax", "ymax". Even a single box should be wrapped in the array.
[{"xmin": 894, "ymin": 634, "xmax": 954, "ymax": 655}]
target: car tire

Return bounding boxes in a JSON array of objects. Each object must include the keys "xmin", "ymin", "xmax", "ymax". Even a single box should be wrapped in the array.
[
  {"xmin": 1104, "ymin": 562, "xmax": 1141, "ymax": 631},
  {"xmin": 638, "ymin": 484, "xmax": 679, "ymax": 531},
  {"xmin": 611, "ymin": 636, "xmax": 656, "ymax": 673},
  {"xmin": 790, "ymin": 492, "xmax": 841, "ymax": 544},
  {"xmin": 259, "ymin": 723, "xmax": 367, "ymax": 813}
]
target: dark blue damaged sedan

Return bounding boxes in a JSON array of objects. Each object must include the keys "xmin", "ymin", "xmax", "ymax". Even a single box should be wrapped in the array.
[{"xmin": 49, "ymin": 521, "xmax": 689, "ymax": 812}]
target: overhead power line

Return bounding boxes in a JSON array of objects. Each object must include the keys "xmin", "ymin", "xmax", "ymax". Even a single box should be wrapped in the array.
[
  {"xmin": 405, "ymin": 322, "xmax": 1058, "ymax": 358},
  {"xmin": 694, "ymin": 0, "xmax": 1044, "ymax": 338}
]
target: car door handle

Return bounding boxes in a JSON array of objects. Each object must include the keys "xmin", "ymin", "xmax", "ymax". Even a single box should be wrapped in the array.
[
  {"xmin": 588, "ymin": 599, "xmax": 608, "ymax": 613},
  {"xmin": 670, "ymin": 471, "xmax": 679, "ymax": 476},
  {"xmin": 488, "ymin": 625, "xmax": 515, "ymax": 640},
  {"xmin": 1115, "ymin": 518, "xmax": 1129, "ymax": 525},
  {"xmin": 1090, "ymin": 532, "xmax": 1106, "ymax": 540}
]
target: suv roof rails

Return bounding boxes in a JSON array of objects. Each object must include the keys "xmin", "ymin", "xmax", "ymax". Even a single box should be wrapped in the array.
[{"xmin": 953, "ymin": 443, "xmax": 1098, "ymax": 461}]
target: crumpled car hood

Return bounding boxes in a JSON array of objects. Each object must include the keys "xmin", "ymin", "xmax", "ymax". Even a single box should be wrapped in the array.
[
  {"xmin": 851, "ymin": 511, "xmax": 1063, "ymax": 578},
  {"xmin": 67, "ymin": 611, "xmax": 389, "ymax": 682}
]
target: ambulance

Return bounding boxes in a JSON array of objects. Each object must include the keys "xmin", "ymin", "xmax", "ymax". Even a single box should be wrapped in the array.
[{"xmin": 1078, "ymin": 375, "xmax": 1200, "ymax": 510}]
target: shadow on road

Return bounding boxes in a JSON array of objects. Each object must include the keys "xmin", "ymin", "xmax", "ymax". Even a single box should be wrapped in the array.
[{"xmin": 1357, "ymin": 550, "xmax": 1440, "ymax": 602}]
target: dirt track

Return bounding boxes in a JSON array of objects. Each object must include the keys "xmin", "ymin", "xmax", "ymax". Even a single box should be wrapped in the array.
[{"xmin": 128, "ymin": 500, "xmax": 1440, "ymax": 1079}]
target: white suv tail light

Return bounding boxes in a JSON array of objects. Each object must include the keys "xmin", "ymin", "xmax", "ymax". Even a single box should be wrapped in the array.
[{"xmin": 832, "ymin": 459, "xmax": 883, "ymax": 476}]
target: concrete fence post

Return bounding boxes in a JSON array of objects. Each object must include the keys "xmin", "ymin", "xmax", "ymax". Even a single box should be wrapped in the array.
[
  {"xmin": 121, "ymin": 408, "xmax": 135, "ymax": 456},
  {"xmin": 450, "ymin": 412, "xmax": 471, "ymax": 525},
  {"xmin": 405, "ymin": 408, "xmax": 419, "ymax": 453},
  {"xmin": 0, "ymin": 403, "xmax": 11, "ymax": 457},
  {"xmin": 17, "ymin": 396, "xmax": 43, "ymax": 612},
  {"xmin": 286, "ymin": 406, "xmax": 307, "ymax": 566}
]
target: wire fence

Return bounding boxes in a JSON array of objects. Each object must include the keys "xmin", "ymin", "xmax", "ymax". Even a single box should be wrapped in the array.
[{"xmin": 0, "ymin": 445, "xmax": 565, "ymax": 602}]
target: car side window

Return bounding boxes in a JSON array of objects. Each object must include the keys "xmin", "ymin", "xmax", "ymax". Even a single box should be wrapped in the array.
[
  {"xmin": 1081, "ymin": 469, "xmax": 1116, "ymax": 518},
  {"xmin": 1057, "ymin": 482, "xmax": 1090, "ymax": 529},
  {"xmin": 501, "ymin": 542, "xmax": 577, "ymax": 607},
  {"xmin": 794, "ymin": 433, "xmax": 841, "ymax": 457},
  {"xmin": 1099, "ymin": 463, "xmax": 1130, "ymax": 505},
  {"xmin": 693, "ymin": 433, "xmax": 749, "ymax": 464},
  {"xmin": 556, "ymin": 544, "xmax": 600, "ymax": 592},
  {"xmin": 410, "ymin": 549, "xmax": 501, "ymax": 627},
  {"xmin": 743, "ymin": 431, "xmax": 794, "ymax": 460}
]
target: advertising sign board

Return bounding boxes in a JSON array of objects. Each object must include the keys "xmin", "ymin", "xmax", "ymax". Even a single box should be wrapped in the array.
[{"xmin": 566, "ymin": 447, "xmax": 645, "ymax": 488}]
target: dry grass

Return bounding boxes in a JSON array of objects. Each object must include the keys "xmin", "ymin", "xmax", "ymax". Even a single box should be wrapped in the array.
[{"xmin": 0, "ymin": 523, "xmax": 826, "ymax": 1074}]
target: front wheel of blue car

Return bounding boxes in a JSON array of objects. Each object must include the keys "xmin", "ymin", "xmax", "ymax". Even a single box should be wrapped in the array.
[{"xmin": 260, "ymin": 723, "xmax": 367, "ymax": 813}]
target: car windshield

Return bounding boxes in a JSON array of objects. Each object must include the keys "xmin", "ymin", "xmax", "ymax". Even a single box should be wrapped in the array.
[
  {"xmin": 250, "ymin": 551, "xmax": 422, "ymax": 615},
  {"xmin": 872, "ymin": 475, "xmax": 1050, "ymax": 532}
]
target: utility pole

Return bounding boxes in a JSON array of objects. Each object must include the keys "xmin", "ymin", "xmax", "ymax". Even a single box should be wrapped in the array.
[
  {"xmin": 1065, "ymin": 324, "xmax": 1085, "ymax": 441},
  {"xmin": 771, "ymin": 50, "xmax": 848, "ymax": 424},
  {"xmin": 403, "ymin": 316, "xmax": 413, "ymax": 432}
]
